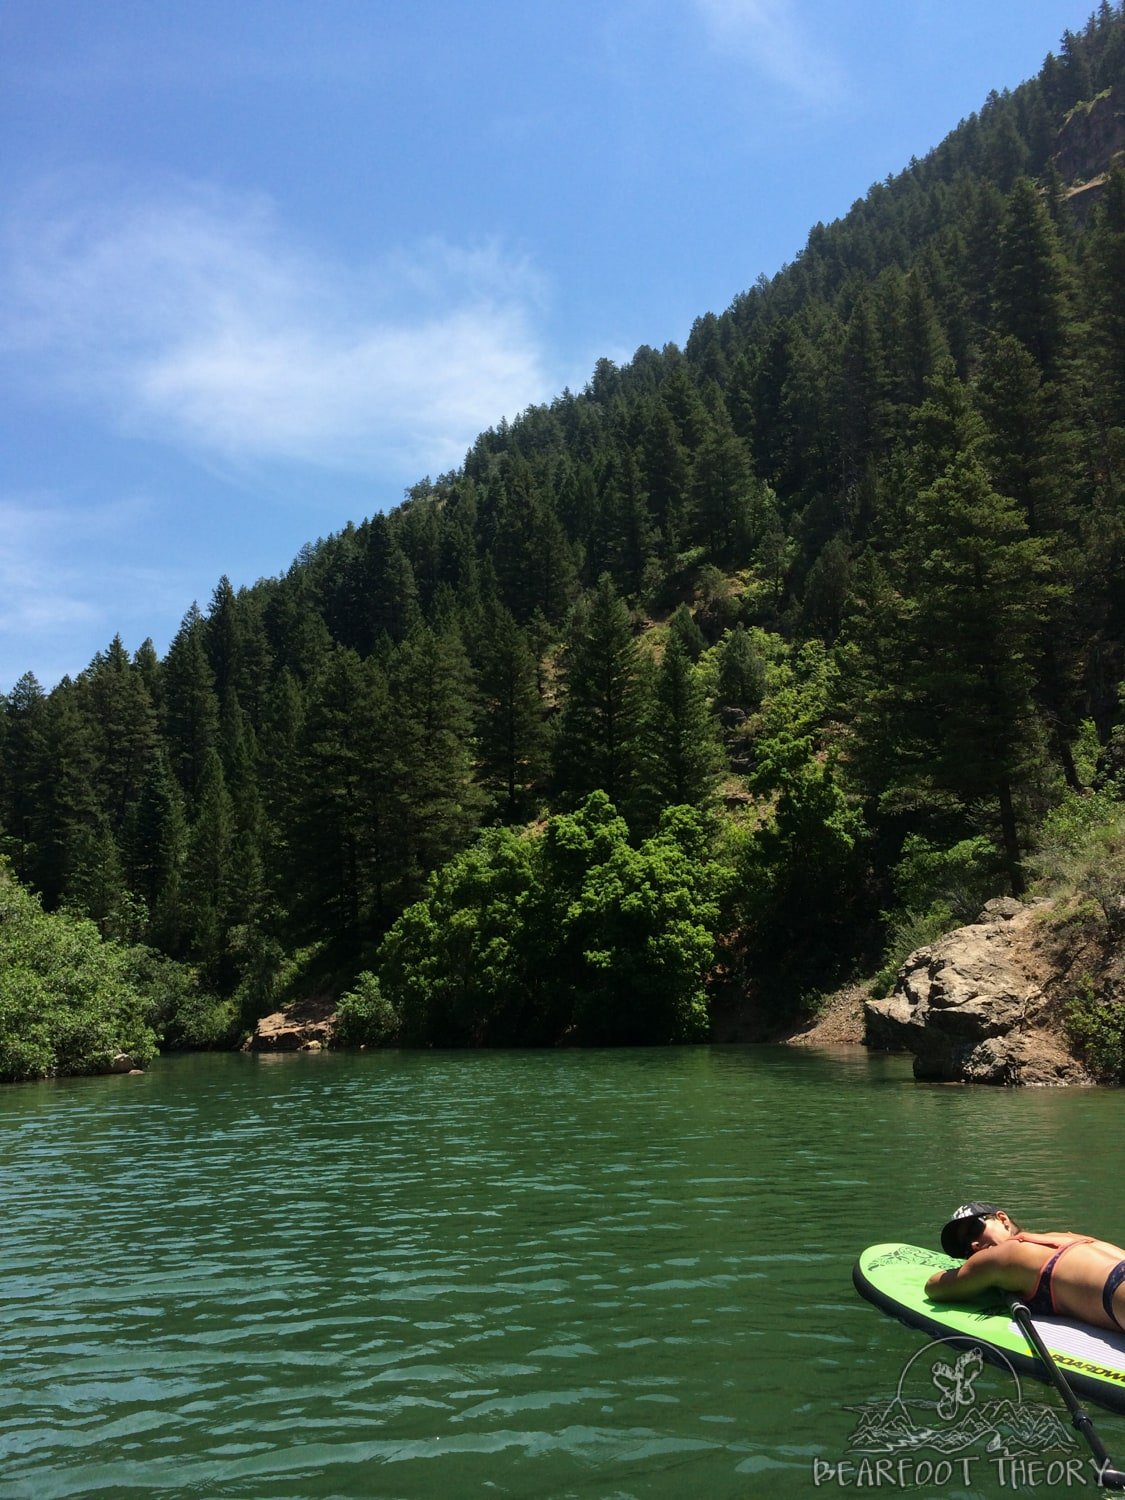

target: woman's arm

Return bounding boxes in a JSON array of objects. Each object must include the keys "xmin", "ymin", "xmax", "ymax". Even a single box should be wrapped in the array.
[{"xmin": 925, "ymin": 1248, "xmax": 1024, "ymax": 1303}]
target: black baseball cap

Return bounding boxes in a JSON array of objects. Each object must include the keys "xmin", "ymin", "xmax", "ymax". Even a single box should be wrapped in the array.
[{"xmin": 940, "ymin": 1201, "xmax": 1002, "ymax": 1257}]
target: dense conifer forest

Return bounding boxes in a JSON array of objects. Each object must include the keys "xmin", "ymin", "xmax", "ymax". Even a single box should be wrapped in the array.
[{"xmin": 6, "ymin": 7, "xmax": 1125, "ymax": 1076}]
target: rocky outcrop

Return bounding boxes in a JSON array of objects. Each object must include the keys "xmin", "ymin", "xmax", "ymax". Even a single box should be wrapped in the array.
[
  {"xmin": 1053, "ymin": 87, "xmax": 1125, "ymax": 188},
  {"xmin": 244, "ymin": 996, "xmax": 337, "ymax": 1052},
  {"xmin": 108, "ymin": 1052, "xmax": 144, "ymax": 1074},
  {"xmin": 864, "ymin": 899, "xmax": 1090, "ymax": 1086}
]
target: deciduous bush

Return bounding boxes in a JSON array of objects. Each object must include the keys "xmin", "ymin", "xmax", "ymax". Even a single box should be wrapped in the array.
[
  {"xmin": 334, "ymin": 971, "xmax": 400, "ymax": 1047},
  {"xmin": 0, "ymin": 865, "xmax": 158, "ymax": 1081},
  {"xmin": 378, "ymin": 797, "xmax": 725, "ymax": 1046},
  {"xmin": 1064, "ymin": 977, "xmax": 1125, "ymax": 1082}
]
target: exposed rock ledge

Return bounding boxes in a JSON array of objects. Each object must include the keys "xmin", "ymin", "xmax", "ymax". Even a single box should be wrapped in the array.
[
  {"xmin": 864, "ymin": 898, "xmax": 1090, "ymax": 1086},
  {"xmin": 244, "ymin": 996, "xmax": 338, "ymax": 1052}
]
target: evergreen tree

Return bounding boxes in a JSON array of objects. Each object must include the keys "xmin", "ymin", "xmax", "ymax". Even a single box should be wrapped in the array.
[
  {"xmin": 388, "ymin": 623, "xmax": 484, "ymax": 905},
  {"xmin": 839, "ymin": 292, "xmax": 888, "ymax": 487},
  {"xmin": 888, "ymin": 458, "xmax": 1056, "ymax": 892},
  {"xmin": 638, "ymin": 636, "xmax": 723, "ymax": 820},
  {"xmin": 1, "ymin": 672, "xmax": 50, "ymax": 877},
  {"xmin": 1086, "ymin": 167, "xmax": 1125, "ymax": 438},
  {"xmin": 133, "ymin": 638, "xmax": 163, "ymax": 720},
  {"xmin": 162, "ymin": 606, "xmax": 220, "ymax": 807},
  {"xmin": 716, "ymin": 625, "xmax": 767, "ymax": 719},
  {"xmin": 898, "ymin": 268, "xmax": 949, "ymax": 410},
  {"xmin": 476, "ymin": 601, "xmax": 549, "ymax": 822},
  {"xmin": 26, "ymin": 683, "xmax": 101, "ymax": 908},
  {"xmin": 81, "ymin": 636, "xmax": 158, "ymax": 832},
  {"xmin": 205, "ymin": 577, "xmax": 243, "ymax": 703},
  {"xmin": 667, "ymin": 603, "xmax": 706, "ymax": 662},
  {"xmin": 63, "ymin": 812, "xmax": 134, "ymax": 942},
  {"xmin": 639, "ymin": 398, "xmax": 692, "ymax": 549},
  {"xmin": 975, "ymin": 334, "xmax": 1083, "ymax": 785},
  {"xmin": 262, "ymin": 565, "xmax": 333, "ymax": 681},
  {"xmin": 690, "ymin": 410, "xmax": 756, "ymax": 564},
  {"xmin": 491, "ymin": 481, "xmax": 577, "ymax": 624},
  {"xmin": 289, "ymin": 649, "xmax": 398, "ymax": 949},
  {"xmin": 800, "ymin": 537, "xmax": 852, "ymax": 644},
  {"xmin": 553, "ymin": 575, "xmax": 644, "ymax": 814},
  {"xmin": 183, "ymin": 749, "xmax": 235, "ymax": 977},
  {"xmin": 588, "ymin": 444, "xmax": 656, "ymax": 594},
  {"xmin": 993, "ymin": 176, "xmax": 1073, "ymax": 381},
  {"xmin": 126, "ymin": 748, "xmax": 188, "ymax": 948}
]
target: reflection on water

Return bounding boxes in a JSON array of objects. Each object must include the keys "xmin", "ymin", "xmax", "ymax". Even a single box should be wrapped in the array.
[{"xmin": 0, "ymin": 1046, "xmax": 1121, "ymax": 1497}]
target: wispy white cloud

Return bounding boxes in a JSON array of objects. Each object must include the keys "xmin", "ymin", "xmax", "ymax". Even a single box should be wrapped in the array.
[
  {"xmin": 0, "ymin": 489, "xmax": 196, "ymax": 688},
  {"xmin": 690, "ymin": 0, "xmax": 847, "ymax": 108},
  {"xmin": 0, "ymin": 178, "xmax": 553, "ymax": 481}
]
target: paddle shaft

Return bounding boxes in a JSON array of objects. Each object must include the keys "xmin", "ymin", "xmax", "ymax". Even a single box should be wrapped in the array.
[{"xmin": 1010, "ymin": 1299, "xmax": 1125, "ymax": 1490}]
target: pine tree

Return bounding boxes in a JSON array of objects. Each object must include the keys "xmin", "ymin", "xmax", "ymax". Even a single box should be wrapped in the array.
[
  {"xmin": 1086, "ymin": 167, "xmax": 1125, "ymax": 437},
  {"xmin": 894, "ymin": 457, "xmax": 1056, "ymax": 892},
  {"xmin": 637, "ymin": 636, "xmax": 723, "ymax": 821},
  {"xmin": 839, "ymin": 292, "xmax": 888, "ymax": 487},
  {"xmin": 898, "ymin": 268, "xmax": 949, "ymax": 410},
  {"xmin": 262, "ymin": 566, "xmax": 332, "ymax": 681},
  {"xmin": 80, "ymin": 636, "xmax": 158, "ymax": 833},
  {"xmin": 289, "ymin": 649, "xmax": 398, "ymax": 948},
  {"xmin": 690, "ymin": 410, "xmax": 755, "ymax": 564},
  {"xmin": 639, "ymin": 398, "xmax": 692, "ymax": 549},
  {"xmin": 389, "ymin": 623, "xmax": 484, "ymax": 900},
  {"xmin": 357, "ymin": 514, "xmax": 421, "ymax": 649},
  {"xmin": 667, "ymin": 604, "xmax": 706, "ymax": 662},
  {"xmin": 183, "ymin": 749, "xmax": 235, "ymax": 977},
  {"xmin": 126, "ymin": 748, "xmax": 188, "ymax": 948},
  {"xmin": 588, "ymin": 444, "xmax": 656, "ymax": 594},
  {"xmin": 1, "ymin": 672, "xmax": 49, "ymax": 877},
  {"xmin": 476, "ymin": 602, "xmax": 548, "ymax": 822},
  {"xmin": 205, "ymin": 577, "xmax": 243, "ymax": 703},
  {"xmin": 553, "ymin": 575, "xmax": 644, "ymax": 814},
  {"xmin": 491, "ymin": 481, "xmax": 577, "ymax": 625},
  {"xmin": 25, "ymin": 682, "xmax": 101, "ymax": 908},
  {"xmin": 63, "ymin": 812, "xmax": 135, "ymax": 942},
  {"xmin": 800, "ymin": 538, "xmax": 852, "ymax": 644},
  {"xmin": 716, "ymin": 625, "xmax": 767, "ymax": 719},
  {"xmin": 993, "ymin": 177, "xmax": 1073, "ymax": 381},
  {"xmin": 163, "ymin": 606, "xmax": 220, "ymax": 807}
]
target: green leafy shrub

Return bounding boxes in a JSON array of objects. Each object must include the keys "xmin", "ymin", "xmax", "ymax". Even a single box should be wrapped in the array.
[
  {"xmin": 379, "ymin": 796, "xmax": 725, "ymax": 1047},
  {"xmin": 334, "ymin": 972, "xmax": 400, "ymax": 1047},
  {"xmin": 870, "ymin": 901, "xmax": 956, "ymax": 998},
  {"xmin": 891, "ymin": 834, "xmax": 1002, "ymax": 917},
  {"xmin": 1064, "ymin": 977, "xmax": 1125, "ymax": 1082},
  {"xmin": 0, "ymin": 865, "xmax": 158, "ymax": 1081},
  {"xmin": 380, "ymin": 826, "xmax": 541, "ymax": 1046},
  {"xmin": 1031, "ymin": 790, "xmax": 1125, "ymax": 926},
  {"xmin": 562, "ymin": 802, "xmax": 724, "ymax": 1045},
  {"xmin": 125, "ymin": 946, "xmax": 233, "ymax": 1050}
]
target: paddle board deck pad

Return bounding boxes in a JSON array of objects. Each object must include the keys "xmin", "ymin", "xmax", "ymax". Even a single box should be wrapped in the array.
[{"xmin": 854, "ymin": 1242, "xmax": 1125, "ymax": 1414}]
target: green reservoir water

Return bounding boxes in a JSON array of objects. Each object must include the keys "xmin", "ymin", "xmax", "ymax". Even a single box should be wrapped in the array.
[{"xmin": 2, "ymin": 1046, "xmax": 1123, "ymax": 1499}]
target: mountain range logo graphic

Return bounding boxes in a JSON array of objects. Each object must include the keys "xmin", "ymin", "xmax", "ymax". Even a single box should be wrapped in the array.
[{"xmin": 846, "ymin": 1337, "xmax": 1076, "ymax": 1459}]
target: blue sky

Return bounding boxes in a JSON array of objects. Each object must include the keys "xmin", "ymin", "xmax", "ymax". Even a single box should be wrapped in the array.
[{"xmin": 0, "ymin": 0, "xmax": 1098, "ymax": 692}]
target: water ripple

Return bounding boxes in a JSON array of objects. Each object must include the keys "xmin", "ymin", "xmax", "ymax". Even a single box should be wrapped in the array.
[{"xmin": 2, "ymin": 1047, "xmax": 1123, "ymax": 1497}]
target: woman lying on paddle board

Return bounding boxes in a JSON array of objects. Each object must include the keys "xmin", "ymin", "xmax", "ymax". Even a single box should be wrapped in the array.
[{"xmin": 926, "ymin": 1201, "xmax": 1125, "ymax": 1332}]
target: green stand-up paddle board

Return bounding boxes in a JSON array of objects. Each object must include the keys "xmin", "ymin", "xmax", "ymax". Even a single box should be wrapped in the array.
[{"xmin": 854, "ymin": 1242, "xmax": 1125, "ymax": 1415}]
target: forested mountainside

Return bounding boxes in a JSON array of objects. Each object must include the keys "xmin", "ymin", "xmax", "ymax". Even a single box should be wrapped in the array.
[{"xmin": 5, "ymin": 7, "xmax": 1125, "ymax": 1075}]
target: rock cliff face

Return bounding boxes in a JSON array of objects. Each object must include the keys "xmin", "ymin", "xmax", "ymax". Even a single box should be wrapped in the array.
[
  {"xmin": 864, "ymin": 899, "xmax": 1090, "ymax": 1085},
  {"xmin": 1054, "ymin": 86, "xmax": 1125, "ymax": 226},
  {"xmin": 1053, "ymin": 86, "xmax": 1125, "ymax": 186}
]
